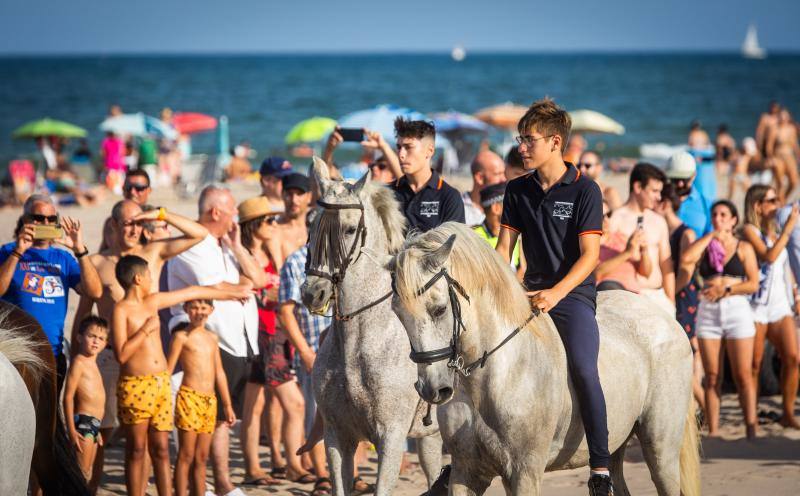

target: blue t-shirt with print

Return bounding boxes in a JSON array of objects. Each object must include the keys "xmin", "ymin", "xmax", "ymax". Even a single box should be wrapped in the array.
[{"xmin": 0, "ymin": 243, "xmax": 81, "ymax": 356}]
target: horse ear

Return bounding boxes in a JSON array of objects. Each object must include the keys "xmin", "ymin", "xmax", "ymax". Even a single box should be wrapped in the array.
[
  {"xmin": 352, "ymin": 171, "xmax": 369, "ymax": 195},
  {"xmin": 425, "ymin": 234, "xmax": 456, "ymax": 268},
  {"xmin": 312, "ymin": 156, "xmax": 331, "ymax": 192}
]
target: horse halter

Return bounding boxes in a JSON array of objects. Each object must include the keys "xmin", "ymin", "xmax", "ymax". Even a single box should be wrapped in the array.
[
  {"xmin": 405, "ymin": 267, "xmax": 537, "ymax": 377},
  {"xmin": 306, "ymin": 200, "xmax": 392, "ymax": 321}
]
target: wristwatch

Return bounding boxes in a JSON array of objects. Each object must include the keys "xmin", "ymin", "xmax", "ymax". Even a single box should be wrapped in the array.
[{"xmin": 74, "ymin": 247, "xmax": 89, "ymax": 258}]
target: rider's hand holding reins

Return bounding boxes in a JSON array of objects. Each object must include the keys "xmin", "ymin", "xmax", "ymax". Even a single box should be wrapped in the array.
[{"xmin": 527, "ymin": 288, "xmax": 565, "ymax": 313}]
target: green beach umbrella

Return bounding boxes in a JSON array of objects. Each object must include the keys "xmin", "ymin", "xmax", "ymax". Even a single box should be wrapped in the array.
[
  {"xmin": 12, "ymin": 118, "xmax": 88, "ymax": 139},
  {"xmin": 285, "ymin": 116, "xmax": 337, "ymax": 145}
]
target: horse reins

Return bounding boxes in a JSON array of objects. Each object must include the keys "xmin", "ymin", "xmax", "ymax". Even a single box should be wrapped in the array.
[
  {"xmin": 405, "ymin": 267, "xmax": 537, "ymax": 377},
  {"xmin": 306, "ymin": 200, "xmax": 393, "ymax": 321}
]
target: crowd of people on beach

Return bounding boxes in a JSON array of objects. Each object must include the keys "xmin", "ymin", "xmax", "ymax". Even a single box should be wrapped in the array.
[{"xmin": 2, "ymin": 98, "xmax": 800, "ymax": 496}]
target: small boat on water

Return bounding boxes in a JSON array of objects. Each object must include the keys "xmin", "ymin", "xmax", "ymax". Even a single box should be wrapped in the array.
[
  {"xmin": 742, "ymin": 24, "xmax": 766, "ymax": 60},
  {"xmin": 451, "ymin": 44, "xmax": 466, "ymax": 62}
]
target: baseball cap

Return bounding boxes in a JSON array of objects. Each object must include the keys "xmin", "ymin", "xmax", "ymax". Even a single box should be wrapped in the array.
[
  {"xmin": 664, "ymin": 151, "xmax": 696, "ymax": 180},
  {"xmin": 479, "ymin": 182, "xmax": 507, "ymax": 207},
  {"xmin": 260, "ymin": 156, "xmax": 293, "ymax": 178},
  {"xmin": 282, "ymin": 173, "xmax": 311, "ymax": 193}
]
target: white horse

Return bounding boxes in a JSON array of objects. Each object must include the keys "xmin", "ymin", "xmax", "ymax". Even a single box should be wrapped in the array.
[
  {"xmin": 0, "ymin": 317, "xmax": 45, "ymax": 495},
  {"xmin": 388, "ymin": 222, "xmax": 701, "ymax": 496},
  {"xmin": 301, "ymin": 158, "xmax": 443, "ymax": 496}
]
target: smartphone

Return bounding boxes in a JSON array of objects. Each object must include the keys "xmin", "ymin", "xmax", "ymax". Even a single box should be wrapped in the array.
[
  {"xmin": 33, "ymin": 225, "xmax": 63, "ymax": 240},
  {"xmin": 636, "ymin": 216, "xmax": 644, "ymax": 230},
  {"xmin": 339, "ymin": 128, "xmax": 364, "ymax": 142}
]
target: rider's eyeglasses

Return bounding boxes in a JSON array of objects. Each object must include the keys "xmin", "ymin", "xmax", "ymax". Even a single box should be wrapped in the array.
[
  {"xmin": 30, "ymin": 214, "xmax": 58, "ymax": 224},
  {"xmin": 515, "ymin": 134, "xmax": 553, "ymax": 147}
]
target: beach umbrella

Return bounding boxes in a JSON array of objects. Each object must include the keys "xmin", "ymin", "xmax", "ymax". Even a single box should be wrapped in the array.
[
  {"xmin": 337, "ymin": 104, "xmax": 427, "ymax": 145},
  {"xmin": 285, "ymin": 116, "xmax": 337, "ymax": 145},
  {"xmin": 474, "ymin": 103, "xmax": 528, "ymax": 130},
  {"xmin": 172, "ymin": 112, "xmax": 217, "ymax": 135},
  {"xmin": 99, "ymin": 113, "xmax": 178, "ymax": 139},
  {"xmin": 569, "ymin": 109, "xmax": 625, "ymax": 135},
  {"xmin": 431, "ymin": 111, "xmax": 489, "ymax": 133},
  {"xmin": 12, "ymin": 118, "xmax": 87, "ymax": 139}
]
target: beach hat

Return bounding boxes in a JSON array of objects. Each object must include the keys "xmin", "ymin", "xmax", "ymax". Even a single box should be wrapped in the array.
[
  {"xmin": 480, "ymin": 182, "xmax": 507, "ymax": 207},
  {"xmin": 260, "ymin": 156, "xmax": 293, "ymax": 178},
  {"xmin": 237, "ymin": 196, "xmax": 282, "ymax": 223},
  {"xmin": 282, "ymin": 172, "xmax": 311, "ymax": 193},
  {"xmin": 664, "ymin": 151, "xmax": 696, "ymax": 179}
]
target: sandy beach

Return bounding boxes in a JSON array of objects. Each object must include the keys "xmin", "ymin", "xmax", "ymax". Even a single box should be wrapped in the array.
[{"xmin": 4, "ymin": 174, "xmax": 799, "ymax": 495}]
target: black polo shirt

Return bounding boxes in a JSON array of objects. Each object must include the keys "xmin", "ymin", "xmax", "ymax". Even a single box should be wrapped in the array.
[
  {"xmin": 500, "ymin": 163, "xmax": 603, "ymax": 307},
  {"xmin": 391, "ymin": 170, "xmax": 466, "ymax": 232}
]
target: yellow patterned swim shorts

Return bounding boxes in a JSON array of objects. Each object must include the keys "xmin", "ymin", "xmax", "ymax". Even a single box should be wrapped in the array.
[
  {"xmin": 175, "ymin": 385, "xmax": 217, "ymax": 434},
  {"xmin": 116, "ymin": 370, "xmax": 173, "ymax": 431}
]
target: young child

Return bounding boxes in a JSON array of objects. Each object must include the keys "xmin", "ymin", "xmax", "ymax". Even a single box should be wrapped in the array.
[
  {"xmin": 62, "ymin": 315, "xmax": 108, "ymax": 489},
  {"xmin": 167, "ymin": 299, "xmax": 236, "ymax": 496},
  {"xmin": 111, "ymin": 255, "xmax": 249, "ymax": 496}
]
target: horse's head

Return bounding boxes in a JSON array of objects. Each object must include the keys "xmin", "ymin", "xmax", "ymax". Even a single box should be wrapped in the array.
[
  {"xmin": 301, "ymin": 156, "xmax": 369, "ymax": 314},
  {"xmin": 391, "ymin": 232, "xmax": 461, "ymax": 405}
]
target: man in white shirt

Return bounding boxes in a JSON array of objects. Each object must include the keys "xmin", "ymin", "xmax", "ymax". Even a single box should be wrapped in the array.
[
  {"xmin": 608, "ymin": 163, "xmax": 676, "ymax": 314},
  {"xmin": 462, "ymin": 150, "xmax": 507, "ymax": 226},
  {"xmin": 168, "ymin": 184, "xmax": 267, "ymax": 496}
]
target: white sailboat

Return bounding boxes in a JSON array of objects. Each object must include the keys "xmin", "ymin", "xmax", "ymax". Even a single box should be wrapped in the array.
[
  {"xmin": 742, "ymin": 24, "xmax": 766, "ymax": 60},
  {"xmin": 451, "ymin": 44, "xmax": 466, "ymax": 62}
]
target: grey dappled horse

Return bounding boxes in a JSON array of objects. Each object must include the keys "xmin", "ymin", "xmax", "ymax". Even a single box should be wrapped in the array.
[
  {"xmin": 389, "ymin": 223, "xmax": 701, "ymax": 496},
  {"xmin": 302, "ymin": 157, "xmax": 443, "ymax": 496}
]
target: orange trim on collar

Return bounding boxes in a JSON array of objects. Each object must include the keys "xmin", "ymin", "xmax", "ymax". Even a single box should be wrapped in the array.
[
  {"xmin": 437, "ymin": 177, "xmax": 443, "ymax": 190},
  {"xmin": 575, "ymin": 167, "xmax": 581, "ymax": 181},
  {"xmin": 579, "ymin": 230, "xmax": 603, "ymax": 236},
  {"xmin": 501, "ymin": 223, "xmax": 521, "ymax": 233}
]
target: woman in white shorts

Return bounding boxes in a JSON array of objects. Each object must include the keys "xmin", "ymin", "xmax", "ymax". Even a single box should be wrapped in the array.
[
  {"xmin": 743, "ymin": 185, "xmax": 800, "ymax": 428},
  {"xmin": 681, "ymin": 200, "xmax": 759, "ymax": 438}
]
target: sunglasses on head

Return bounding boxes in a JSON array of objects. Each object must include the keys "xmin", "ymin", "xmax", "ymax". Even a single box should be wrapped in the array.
[
  {"xmin": 30, "ymin": 214, "xmax": 58, "ymax": 224},
  {"xmin": 124, "ymin": 183, "xmax": 149, "ymax": 192}
]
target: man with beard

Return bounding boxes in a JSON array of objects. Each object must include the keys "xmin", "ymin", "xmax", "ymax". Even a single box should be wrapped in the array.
[
  {"xmin": 666, "ymin": 151, "xmax": 712, "ymax": 237},
  {"xmin": 71, "ymin": 199, "xmax": 209, "ymax": 491},
  {"xmin": 275, "ymin": 173, "xmax": 313, "ymax": 261}
]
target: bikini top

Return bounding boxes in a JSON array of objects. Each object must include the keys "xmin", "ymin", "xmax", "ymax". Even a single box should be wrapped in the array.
[{"xmin": 698, "ymin": 242, "xmax": 745, "ymax": 279}]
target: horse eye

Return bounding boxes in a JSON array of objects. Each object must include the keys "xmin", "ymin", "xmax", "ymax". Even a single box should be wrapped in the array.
[
  {"xmin": 430, "ymin": 306, "xmax": 447, "ymax": 319},
  {"xmin": 345, "ymin": 226, "xmax": 357, "ymax": 235}
]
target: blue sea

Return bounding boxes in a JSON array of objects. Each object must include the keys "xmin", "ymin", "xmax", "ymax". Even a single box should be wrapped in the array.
[{"xmin": 1, "ymin": 53, "xmax": 799, "ymax": 164}]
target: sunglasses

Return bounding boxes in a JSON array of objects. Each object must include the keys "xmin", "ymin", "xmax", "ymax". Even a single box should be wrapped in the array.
[
  {"xmin": 124, "ymin": 183, "xmax": 150, "ymax": 192},
  {"xmin": 369, "ymin": 162, "xmax": 388, "ymax": 171},
  {"xmin": 762, "ymin": 197, "xmax": 778, "ymax": 204},
  {"xmin": 578, "ymin": 162, "xmax": 596, "ymax": 169},
  {"xmin": 261, "ymin": 216, "xmax": 279, "ymax": 225},
  {"xmin": 30, "ymin": 214, "xmax": 58, "ymax": 224}
]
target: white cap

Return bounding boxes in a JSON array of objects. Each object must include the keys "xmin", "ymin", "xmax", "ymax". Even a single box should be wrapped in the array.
[{"xmin": 665, "ymin": 151, "xmax": 696, "ymax": 179}]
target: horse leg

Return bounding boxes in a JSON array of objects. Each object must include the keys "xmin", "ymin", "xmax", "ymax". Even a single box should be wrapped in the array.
[
  {"xmin": 449, "ymin": 462, "xmax": 492, "ymax": 496},
  {"xmin": 417, "ymin": 433, "xmax": 443, "ymax": 489},
  {"xmin": 509, "ymin": 469, "xmax": 543, "ymax": 496},
  {"xmin": 325, "ymin": 428, "xmax": 356, "ymax": 496},
  {"xmin": 372, "ymin": 429, "xmax": 406, "ymax": 496},
  {"xmin": 634, "ymin": 420, "xmax": 682, "ymax": 496}
]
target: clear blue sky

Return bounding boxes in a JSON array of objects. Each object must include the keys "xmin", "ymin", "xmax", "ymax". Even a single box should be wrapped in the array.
[{"xmin": 2, "ymin": 0, "xmax": 799, "ymax": 54}]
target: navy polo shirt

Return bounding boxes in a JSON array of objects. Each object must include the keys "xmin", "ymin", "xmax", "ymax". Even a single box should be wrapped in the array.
[
  {"xmin": 391, "ymin": 170, "xmax": 466, "ymax": 232},
  {"xmin": 500, "ymin": 163, "xmax": 603, "ymax": 307}
]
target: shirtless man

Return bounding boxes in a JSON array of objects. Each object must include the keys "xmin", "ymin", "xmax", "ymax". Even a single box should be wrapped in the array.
[
  {"xmin": 260, "ymin": 156, "xmax": 293, "ymax": 213},
  {"xmin": 71, "ymin": 199, "xmax": 208, "ymax": 488},
  {"xmin": 756, "ymin": 101, "xmax": 781, "ymax": 158},
  {"xmin": 275, "ymin": 173, "xmax": 313, "ymax": 262},
  {"xmin": 768, "ymin": 109, "xmax": 800, "ymax": 201}
]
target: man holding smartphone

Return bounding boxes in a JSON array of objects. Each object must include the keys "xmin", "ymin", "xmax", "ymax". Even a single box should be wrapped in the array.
[
  {"xmin": 0, "ymin": 194, "xmax": 102, "ymax": 390},
  {"xmin": 391, "ymin": 118, "xmax": 465, "ymax": 231}
]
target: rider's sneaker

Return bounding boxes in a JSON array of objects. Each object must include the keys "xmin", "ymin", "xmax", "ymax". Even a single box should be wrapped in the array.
[
  {"xmin": 587, "ymin": 473, "xmax": 614, "ymax": 496},
  {"xmin": 420, "ymin": 464, "xmax": 451, "ymax": 496}
]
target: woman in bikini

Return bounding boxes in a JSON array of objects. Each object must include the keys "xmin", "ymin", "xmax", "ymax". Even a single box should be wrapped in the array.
[
  {"xmin": 742, "ymin": 185, "xmax": 800, "ymax": 429},
  {"xmin": 681, "ymin": 200, "xmax": 760, "ymax": 438},
  {"xmin": 769, "ymin": 109, "xmax": 800, "ymax": 201}
]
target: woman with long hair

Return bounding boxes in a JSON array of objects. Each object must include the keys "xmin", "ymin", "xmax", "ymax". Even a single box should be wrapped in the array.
[
  {"xmin": 742, "ymin": 185, "xmax": 800, "ymax": 428},
  {"xmin": 237, "ymin": 197, "xmax": 313, "ymax": 485},
  {"xmin": 681, "ymin": 200, "xmax": 760, "ymax": 438}
]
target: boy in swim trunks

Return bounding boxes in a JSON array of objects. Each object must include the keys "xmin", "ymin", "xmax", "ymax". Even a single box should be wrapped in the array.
[
  {"xmin": 62, "ymin": 315, "xmax": 109, "ymax": 488},
  {"xmin": 112, "ymin": 255, "xmax": 249, "ymax": 496},
  {"xmin": 166, "ymin": 299, "xmax": 236, "ymax": 496}
]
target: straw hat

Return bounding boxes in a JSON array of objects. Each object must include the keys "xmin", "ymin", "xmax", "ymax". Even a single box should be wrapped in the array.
[{"xmin": 238, "ymin": 196, "xmax": 282, "ymax": 223}]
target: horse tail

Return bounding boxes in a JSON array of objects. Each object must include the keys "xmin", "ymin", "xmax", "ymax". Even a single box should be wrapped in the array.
[{"xmin": 679, "ymin": 399, "xmax": 701, "ymax": 496}]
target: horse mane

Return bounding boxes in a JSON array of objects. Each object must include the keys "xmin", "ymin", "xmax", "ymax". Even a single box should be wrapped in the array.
[
  {"xmin": 394, "ymin": 222, "xmax": 533, "ymax": 328},
  {"xmin": 0, "ymin": 308, "xmax": 48, "ymax": 385},
  {"xmin": 362, "ymin": 180, "xmax": 407, "ymax": 254}
]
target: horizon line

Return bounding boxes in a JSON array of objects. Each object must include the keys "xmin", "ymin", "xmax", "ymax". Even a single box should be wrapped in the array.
[{"xmin": 1, "ymin": 48, "xmax": 799, "ymax": 58}]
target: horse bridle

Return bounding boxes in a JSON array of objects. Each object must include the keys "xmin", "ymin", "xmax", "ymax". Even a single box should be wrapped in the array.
[
  {"xmin": 405, "ymin": 267, "xmax": 537, "ymax": 377},
  {"xmin": 306, "ymin": 200, "xmax": 393, "ymax": 321}
]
